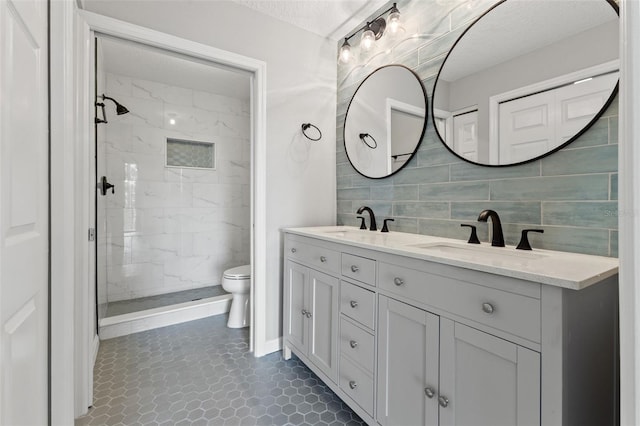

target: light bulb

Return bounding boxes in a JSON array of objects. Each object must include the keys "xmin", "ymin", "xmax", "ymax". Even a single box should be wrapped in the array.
[
  {"xmin": 361, "ymin": 28, "xmax": 375, "ymax": 51},
  {"xmin": 339, "ymin": 38, "xmax": 351, "ymax": 63},
  {"xmin": 387, "ymin": 4, "xmax": 401, "ymax": 33}
]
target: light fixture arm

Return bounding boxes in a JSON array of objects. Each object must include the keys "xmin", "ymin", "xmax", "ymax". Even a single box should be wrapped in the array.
[{"xmin": 342, "ymin": 3, "xmax": 399, "ymax": 43}]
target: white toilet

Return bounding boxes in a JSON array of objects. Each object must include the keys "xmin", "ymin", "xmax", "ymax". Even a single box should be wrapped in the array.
[{"xmin": 221, "ymin": 264, "xmax": 251, "ymax": 328}]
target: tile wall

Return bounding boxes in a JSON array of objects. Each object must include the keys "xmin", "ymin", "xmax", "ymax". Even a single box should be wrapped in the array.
[
  {"xmin": 336, "ymin": 0, "xmax": 618, "ymax": 257},
  {"xmin": 102, "ymin": 73, "xmax": 250, "ymax": 302}
]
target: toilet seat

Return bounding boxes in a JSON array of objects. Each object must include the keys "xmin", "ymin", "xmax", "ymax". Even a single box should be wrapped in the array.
[{"xmin": 223, "ymin": 265, "xmax": 251, "ymax": 280}]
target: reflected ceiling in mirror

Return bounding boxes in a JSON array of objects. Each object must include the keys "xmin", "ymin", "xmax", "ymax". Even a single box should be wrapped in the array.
[
  {"xmin": 432, "ymin": 0, "xmax": 619, "ymax": 166},
  {"xmin": 344, "ymin": 65, "xmax": 428, "ymax": 179}
]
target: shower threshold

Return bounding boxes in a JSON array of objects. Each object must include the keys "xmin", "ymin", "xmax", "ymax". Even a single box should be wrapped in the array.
[{"xmin": 99, "ymin": 286, "xmax": 232, "ymax": 339}]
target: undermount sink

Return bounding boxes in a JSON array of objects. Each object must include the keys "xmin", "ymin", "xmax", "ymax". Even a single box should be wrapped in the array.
[{"xmin": 409, "ymin": 242, "xmax": 548, "ymax": 264}]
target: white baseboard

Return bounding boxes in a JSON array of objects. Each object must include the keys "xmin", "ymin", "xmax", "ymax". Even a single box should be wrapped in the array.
[
  {"xmin": 256, "ymin": 337, "xmax": 282, "ymax": 357},
  {"xmin": 99, "ymin": 294, "xmax": 232, "ymax": 340}
]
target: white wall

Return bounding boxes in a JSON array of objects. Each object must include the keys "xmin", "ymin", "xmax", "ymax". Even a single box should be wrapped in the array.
[
  {"xmin": 83, "ymin": 1, "xmax": 338, "ymax": 344},
  {"xmin": 100, "ymin": 72, "xmax": 251, "ymax": 303}
]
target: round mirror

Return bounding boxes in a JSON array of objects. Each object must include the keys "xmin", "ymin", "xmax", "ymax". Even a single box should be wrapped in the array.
[
  {"xmin": 344, "ymin": 65, "xmax": 428, "ymax": 178},
  {"xmin": 432, "ymin": 0, "xmax": 619, "ymax": 166}
]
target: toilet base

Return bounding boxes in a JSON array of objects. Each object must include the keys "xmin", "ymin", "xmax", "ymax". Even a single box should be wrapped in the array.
[{"xmin": 227, "ymin": 293, "xmax": 249, "ymax": 328}]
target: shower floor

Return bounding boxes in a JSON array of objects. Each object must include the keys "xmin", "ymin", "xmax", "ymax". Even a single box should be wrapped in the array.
[{"xmin": 105, "ymin": 286, "xmax": 229, "ymax": 317}]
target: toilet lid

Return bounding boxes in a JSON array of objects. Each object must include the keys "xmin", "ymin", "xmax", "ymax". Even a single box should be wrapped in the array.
[{"xmin": 224, "ymin": 264, "xmax": 251, "ymax": 279}]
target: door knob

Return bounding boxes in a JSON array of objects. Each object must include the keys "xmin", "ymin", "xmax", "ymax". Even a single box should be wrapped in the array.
[{"xmin": 98, "ymin": 176, "xmax": 115, "ymax": 196}]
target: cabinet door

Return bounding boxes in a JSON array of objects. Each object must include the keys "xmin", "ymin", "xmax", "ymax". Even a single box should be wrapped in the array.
[
  {"xmin": 377, "ymin": 296, "xmax": 440, "ymax": 426},
  {"xmin": 284, "ymin": 260, "xmax": 308, "ymax": 354},
  {"xmin": 439, "ymin": 319, "xmax": 540, "ymax": 426},
  {"xmin": 308, "ymin": 270, "xmax": 339, "ymax": 381}
]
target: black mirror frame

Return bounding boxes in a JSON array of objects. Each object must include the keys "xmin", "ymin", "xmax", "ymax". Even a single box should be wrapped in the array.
[
  {"xmin": 343, "ymin": 64, "xmax": 429, "ymax": 179},
  {"xmin": 431, "ymin": 0, "xmax": 620, "ymax": 168}
]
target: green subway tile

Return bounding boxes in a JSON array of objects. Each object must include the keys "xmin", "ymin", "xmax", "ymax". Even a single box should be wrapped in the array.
[
  {"xmin": 541, "ymin": 144, "xmax": 617, "ymax": 176},
  {"xmin": 388, "ymin": 217, "xmax": 418, "ymax": 234},
  {"xmin": 336, "ymin": 151, "xmax": 349, "ymax": 165},
  {"xmin": 416, "ymin": 146, "xmax": 462, "ymax": 167},
  {"xmin": 568, "ymin": 118, "xmax": 609, "ymax": 149},
  {"xmin": 351, "ymin": 174, "xmax": 394, "ymax": 188},
  {"xmin": 542, "ymin": 201, "xmax": 618, "ymax": 229},
  {"xmin": 451, "ymin": 202, "xmax": 541, "ymax": 224},
  {"xmin": 392, "ymin": 164, "xmax": 450, "ymax": 185},
  {"xmin": 371, "ymin": 185, "xmax": 419, "ymax": 201},
  {"xmin": 490, "ymin": 175, "xmax": 609, "ymax": 201},
  {"xmin": 337, "ymin": 175, "xmax": 352, "ymax": 189},
  {"xmin": 393, "ymin": 201, "xmax": 450, "ymax": 219},
  {"xmin": 337, "ymin": 213, "xmax": 356, "ymax": 227},
  {"xmin": 451, "ymin": 161, "xmax": 540, "ymax": 182},
  {"xmin": 501, "ymin": 224, "xmax": 545, "ymax": 248},
  {"xmin": 337, "ymin": 162, "xmax": 355, "ymax": 177},
  {"xmin": 420, "ymin": 181, "xmax": 490, "ymax": 201},
  {"xmin": 337, "ymin": 200, "xmax": 353, "ymax": 215},
  {"xmin": 337, "ymin": 187, "xmax": 370, "ymax": 200},
  {"xmin": 610, "ymin": 231, "xmax": 618, "ymax": 257},
  {"xmin": 418, "ymin": 219, "xmax": 489, "ymax": 241},
  {"xmin": 610, "ymin": 117, "xmax": 618, "ymax": 144},
  {"xmin": 358, "ymin": 201, "xmax": 392, "ymax": 217},
  {"xmin": 503, "ymin": 224, "xmax": 610, "ymax": 256},
  {"xmin": 611, "ymin": 174, "xmax": 618, "ymax": 200}
]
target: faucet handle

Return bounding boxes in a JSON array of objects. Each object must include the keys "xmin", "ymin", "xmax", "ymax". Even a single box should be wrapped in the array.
[
  {"xmin": 461, "ymin": 224, "xmax": 480, "ymax": 244},
  {"xmin": 356, "ymin": 216, "xmax": 367, "ymax": 230},
  {"xmin": 381, "ymin": 218, "xmax": 395, "ymax": 233},
  {"xmin": 516, "ymin": 229, "xmax": 544, "ymax": 250}
]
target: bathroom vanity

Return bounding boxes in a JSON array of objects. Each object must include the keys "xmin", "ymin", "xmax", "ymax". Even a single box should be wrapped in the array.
[{"xmin": 282, "ymin": 226, "xmax": 619, "ymax": 426}]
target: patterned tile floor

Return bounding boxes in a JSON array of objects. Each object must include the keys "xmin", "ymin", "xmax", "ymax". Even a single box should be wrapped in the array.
[
  {"xmin": 76, "ymin": 315, "xmax": 365, "ymax": 426},
  {"xmin": 106, "ymin": 286, "xmax": 228, "ymax": 317}
]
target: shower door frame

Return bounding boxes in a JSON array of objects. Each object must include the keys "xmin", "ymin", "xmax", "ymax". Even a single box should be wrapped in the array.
[{"xmin": 75, "ymin": 9, "xmax": 268, "ymax": 414}]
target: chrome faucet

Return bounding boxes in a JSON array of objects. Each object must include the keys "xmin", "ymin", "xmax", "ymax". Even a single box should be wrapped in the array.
[
  {"xmin": 356, "ymin": 206, "xmax": 377, "ymax": 231},
  {"xmin": 477, "ymin": 209, "xmax": 505, "ymax": 247}
]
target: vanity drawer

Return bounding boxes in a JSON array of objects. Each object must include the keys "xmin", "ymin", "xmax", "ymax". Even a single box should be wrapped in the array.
[
  {"xmin": 285, "ymin": 237, "xmax": 340, "ymax": 275},
  {"xmin": 378, "ymin": 262, "xmax": 541, "ymax": 343},
  {"xmin": 341, "ymin": 253, "xmax": 376, "ymax": 286},
  {"xmin": 340, "ymin": 317, "xmax": 375, "ymax": 374},
  {"xmin": 340, "ymin": 281, "xmax": 376, "ymax": 330},
  {"xmin": 339, "ymin": 355, "xmax": 374, "ymax": 416}
]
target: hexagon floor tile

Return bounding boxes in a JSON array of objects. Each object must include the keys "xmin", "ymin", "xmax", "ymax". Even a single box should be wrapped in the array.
[{"xmin": 75, "ymin": 314, "xmax": 365, "ymax": 426}]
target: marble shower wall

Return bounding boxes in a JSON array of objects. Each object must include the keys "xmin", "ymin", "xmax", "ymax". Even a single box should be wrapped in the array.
[
  {"xmin": 102, "ymin": 72, "xmax": 250, "ymax": 302},
  {"xmin": 336, "ymin": 0, "xmax": 618, "ymax": 257}
]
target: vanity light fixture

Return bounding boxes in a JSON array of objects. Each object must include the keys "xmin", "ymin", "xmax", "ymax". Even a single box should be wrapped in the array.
[{"xmin": 338, "ymin": 2, "xmax": 401, "ymax": 63}]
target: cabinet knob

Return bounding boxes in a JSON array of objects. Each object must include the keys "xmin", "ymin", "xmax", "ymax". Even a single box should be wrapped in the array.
[
  {"xmin": 393, "ymin": 277, "xmax": 404, "ymax": 286},
  {"xmin": 424, "ymin": 387, "xmax": 435, "ymax": 399},
  {"xmin": 482, "ymin": 302, "xmax": 495, "ymax": 314},
  {"xmin": 438, "ymin": 395, "xmax": 449, "ymax": 408},
  {"xmin": 320, "ymin": 256, "xmax": 327, "ymax": 263},
  {"xmin": 301, "ymin": 309, "xmax": 308, "ymax": 316},
  {"xmin": 291, "ymin": 248, "xmax": 297, "ymax": 253},
  {"xmin": 350, "ymin": 300, "xmax": 358, "ymax": 308},
  {"xmin": 349, "ymin": 381, "xmax": 358, "ymax": 390},
  {"xmin": 349, "ymin": 340, "xmax": 358, "ymax": 349},
  {"xmin": 306, "ymin": 311, "xmax": 312, "ymax": 318},
  {"xmin": 351, "ymin": 265, "xmax": 359, "ymax": 273}
]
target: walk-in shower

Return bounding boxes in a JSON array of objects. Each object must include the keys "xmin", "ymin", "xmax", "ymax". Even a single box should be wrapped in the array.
[{"xmin": 94, "ymin": 36, "xmax": 252, "ymax": 338}]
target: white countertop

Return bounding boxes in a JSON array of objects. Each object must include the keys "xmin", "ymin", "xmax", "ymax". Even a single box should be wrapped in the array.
[{"xmin": 283, "ymin": 226, "xmax": 619, "ymax": 290}]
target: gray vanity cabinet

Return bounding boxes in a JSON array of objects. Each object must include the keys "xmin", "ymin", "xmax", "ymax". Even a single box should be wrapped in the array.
[
  {"xmin": 283, "ymin": 259, "xmax": 339, "ymax": 382},
  {"xmin": 377, "ymin": 295, "xmax": 540, "ymax": 426}
]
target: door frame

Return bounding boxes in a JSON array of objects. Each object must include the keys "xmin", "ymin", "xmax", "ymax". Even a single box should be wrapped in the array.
[{"xmin": 73, "ymin": 10, "xmax": 268, "ymax": 415}]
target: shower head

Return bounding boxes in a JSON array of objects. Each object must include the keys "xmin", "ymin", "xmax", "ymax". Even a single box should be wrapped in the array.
[{"xmin": 102, "ymin": 94, "xmax": 129, "ymax": 115}]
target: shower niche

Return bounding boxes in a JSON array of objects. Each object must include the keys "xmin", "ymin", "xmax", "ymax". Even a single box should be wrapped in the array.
[{"xmin": 94, "ymin": 36, "xmax": 252, "ymax": 337}]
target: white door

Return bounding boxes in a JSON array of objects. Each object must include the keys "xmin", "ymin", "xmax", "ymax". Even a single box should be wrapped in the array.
[
  {"xmin": 307, "ymin": 270, "xmax": 338, "ymax": 381},
  {"xmin": 0, "ymin": 0, "xmax": 49, "ymax": 423},
  {"xmin": 453, "ymin": 111, "xmax": 478, "ymax": 162}
]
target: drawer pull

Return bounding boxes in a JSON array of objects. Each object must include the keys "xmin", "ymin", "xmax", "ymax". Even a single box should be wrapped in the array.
[
  {"xmin": 438, "ymin": 395, "xmax": 449, "ymax": 408},
  {"xmin": 320, "ymin": 256, "xmax": 327, "ymax": 263},
  {"xmin": 301, "ymin": 309, "xmax": 308, "ymax": 316},
  {"xmin": 393, "ymin": 277, "xmax": 404, "ymax": 286},
  {"xmin": 350, "ymin": 300, "xmax": 358, "ymax": 308},
  {"xmin": 349, "ymin": 381, "xmax": 358, "ymax": 390},
  {"xmin": 482, "ymin": 302, "xmax": 495, "ymax": 314},
  {"xmin": 349, "ymin": 340, "xmax": 358, "ymax": 349},
  {"xmin": 291, "ymin": 248, "xmax": 297, "ymax": 253},
  {"xmin": 351, "ymin": 265, "xmax": 359, "ymax": 273},
  {"xmin": 424, "ymin": 387, "xmax": 435, "ymax": 399},
  {"xmin": 306, "ymin": 311, "xmax": 312, "ymax": 318}
]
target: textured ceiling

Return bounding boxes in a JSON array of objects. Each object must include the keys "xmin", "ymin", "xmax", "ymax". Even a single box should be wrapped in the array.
[{"xmin": 230, "ymin": 0, "xmax": 388, "ymax": 39}]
